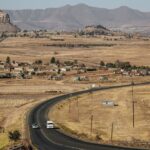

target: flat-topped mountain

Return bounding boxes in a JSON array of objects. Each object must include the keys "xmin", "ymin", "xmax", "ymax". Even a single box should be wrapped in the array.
[
  {"xmin": 0, "ymin": 10, "xmax": 20, "ymax": 33},
  {"xmin": 4, "ymin": 4, "xmax": 150, "ymax": 32}
]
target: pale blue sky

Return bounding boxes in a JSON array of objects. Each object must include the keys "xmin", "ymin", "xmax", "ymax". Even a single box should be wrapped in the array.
[{"xmin": 0, "ymin": 0, "xmax": 150, "ymax": 12}]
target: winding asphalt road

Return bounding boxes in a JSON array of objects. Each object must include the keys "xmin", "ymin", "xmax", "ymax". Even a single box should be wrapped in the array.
[{"xmin": 28, "ymin": 82, "xmax": 150, "ymax": 150}]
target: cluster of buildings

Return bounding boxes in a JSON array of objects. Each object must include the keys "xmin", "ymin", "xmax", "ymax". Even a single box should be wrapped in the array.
[
  {"xmin": 114, "ymin": 68, "xmax": 150, "ymax": 76},
  {"xmin": 0, "ymin": 60, "xmax": 33, "ymax": 79},
  {"xmin": 0, "ymin": 59, "xmax": 149, "ymax": 83}
]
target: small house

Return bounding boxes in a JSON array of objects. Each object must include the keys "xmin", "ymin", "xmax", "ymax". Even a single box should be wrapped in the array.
[
  {"xmin": 51, "ymin": 36, "xmax": 64, "ymax": 41},
  {"xmin": 86, "ymin": 67, "xmax": 97, "ymax": 72},
  {"xmin": 27, "ymin": 68, "xmax": 35, "ymax": 74},
  {"xmin": 61, "ymin": 68, "xmax": 67, "ymax": 72},
  {"xmin": 122, "ymin": 71, "xmax": 130, "ymax": 76},
  {"xmin": 101, "ymin": 100, "xmax": 114, "ymax": 107},
  {"xmin": 139, "ymin": 69, "xmax": 148, "ymax": 76},
  {"xmin": 99, "ymin": 76, "xmax": 108, "ymax": 81},
  {"xmin": 0, "ymin": 62, "xmax": 4, "ymax": 69},
  {"xmin": 80, "ymin": 76, "xmax": 89, "ymax": 81},
  {"xmin": 11, "ymin": 62, "xmax": 19, "ymax": 68},
  {"xmin": 48, "ymin": 74, "xmax": 63, "ymax": 81},
  {"xmin": 0, "ymin": 73, "xmax": 11, "ymax": 78},
  {"xmin": 14, "ymin": 67, "xmax": 23, "ymax": 73},
  {"xmin": 73, "ymin": 76, "xmax": 80, "ymax": 82},
  {"xmin": 73, "ymin": 76, "xmax": 89, "ymax": 82}
]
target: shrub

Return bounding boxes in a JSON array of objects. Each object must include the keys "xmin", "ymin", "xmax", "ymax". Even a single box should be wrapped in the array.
[
  {"xmin": 8, "ymin": 130, "xmax": 21, "ymax": 142},
  {"xmin": 50, "ymin": 57, "xmax": 56, "ymax": 64}
]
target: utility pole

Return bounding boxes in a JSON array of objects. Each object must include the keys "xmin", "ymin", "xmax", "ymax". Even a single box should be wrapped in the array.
[
  {"xmin": 111, "ymin": 123, "xmax": 114, "ymax": 142},
  {"xmin": 69, "ymin": 99, "xmax": 71, "ymax": 113},
  {"xmin": 90, "ymin": 115, "xmax": 93, "ymax": 137},
  {"xmin": 131, "ymin": 77, "xmax": 135, "ymax": 128},
  {"xmin": 76, "ymin": 96, "xmax": 79, "ymax": 121},
  {"xmin": 90, "ymin": 91, "xmax": 93, "ymax": 115},
  {"xmin": 69, "ymin": 94, "xmax": 72, "ymax": 114}
]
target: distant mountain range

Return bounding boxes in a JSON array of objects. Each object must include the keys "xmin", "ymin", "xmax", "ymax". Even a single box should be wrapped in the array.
[{"xmin": 4, "ymin": 4, "xmax": 150, "ymax": 32}]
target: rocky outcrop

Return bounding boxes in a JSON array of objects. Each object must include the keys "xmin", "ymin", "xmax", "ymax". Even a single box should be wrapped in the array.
[
  {"xmin": 0, "ymin": 10, "xmax": 20, "ymax": 33},
  {"xmin": 0, "ymin": 10, "xmax": 10, "ymax": 23},
  {"xmin": 81, "ymin": 25, "xmax": 110, "ymax": 35}
]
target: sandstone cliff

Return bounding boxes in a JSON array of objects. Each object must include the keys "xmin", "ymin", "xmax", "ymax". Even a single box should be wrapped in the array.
[{"xmin": 0, "ymin": 10, "xmax": 20, "ymax": 33}]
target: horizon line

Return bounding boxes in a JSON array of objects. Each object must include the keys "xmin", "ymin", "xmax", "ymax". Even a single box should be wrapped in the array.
[{"xmin": 1, "ymin": 3, "xmax": 149, "ymax": 13}]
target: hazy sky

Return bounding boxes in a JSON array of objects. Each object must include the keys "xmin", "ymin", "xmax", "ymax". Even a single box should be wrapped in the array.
[{"xmin": 0, "ymin": 0, "xmax": 150, "ymax": 12}]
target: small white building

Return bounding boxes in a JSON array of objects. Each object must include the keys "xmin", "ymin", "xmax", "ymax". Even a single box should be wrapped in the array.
[
  {"xmin": 48, "ymin": 74, "xmax": 63, "ymax": 81},
  {"xmin": 27, "ymin": 68, "xmax": 34, "ymax": 73},
  {"xmin": 61, "ymin": 68, "xmax": 67, "ymax": 72},
  {"xmin": 12, "ymin": 62, "xmax": 19, "ymax": 68},
  {"xmin": 14, "ymin": 67, "xmax": 23, "ymax": 73},
  {"xmin": 99, "ymin": 76, "xmax": 108, "ymax": 81},
  {"xmin": 0, "ymin": 62, "xmax": 5, "ymax": 69},
  {"xmin": 101, "ymin": 100, "xmax": 115, "ymax": 107}
]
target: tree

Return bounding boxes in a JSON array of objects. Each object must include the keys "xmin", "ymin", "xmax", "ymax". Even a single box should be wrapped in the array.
[
  {"xmin": 80, "ymin": 63, "xmax": 86, "ymax": 68},
  {"xmin": 100, "ymin": 61, "xmax": 105, "ymax": 67},
  {"xmin": 23, "ymin": 30, "xmax": 28, "ymax": 33},
  {"xmin": 58, "ymin": 68, "xmax": 61, "ymax": 74},
  {"xmin": 56, "ymin": 60, "xmax": 60, "ymax": 65},
  {"xmin": 115, "ymin": 60, "xmax": 121, "ymax": 68},
  {"xmin": 6, "ymin": 56, "xmax": 11, "ymax": 64},
  {"xmin": 54, "ymin": 51, "xmax": 58, "ymax": 55},
  {"xmin": 120, "ymin": 62, "xmax": 131, "ymax": 70},
  {"xmin": 34, "ymin": 59, "xmax": 43, "ymax": 65},
  {"xmin": 74, "ymin": 59, "xmax": 78, "ymax": 65},
  {"xmin": 8, "ymin": 130, "xmax": 21, "ymax": 143},
  {"xmin": 64, "ymin": 61, "xmax": 74, "ymax": 66},
  {"xmin": 74, "ymin": 34, "xmax": 77, "ymax": 38},
  {"xmin": 50, "ymin": 57, "xmax": 56, "ymax": 64},
  {"xmin": 106, "ymin": 62, "xmax": 116, "ymax": 68},
  {"xmin": 79, "ymin": 31, "xmax": 85, "ymax": 36},
  {"xmin": 56, "ymin": 32, "xmax": 60, "ymax": 35},
  {"xmin": 1, "ymin": 32, "xmax": 7, "ymax": 38}
]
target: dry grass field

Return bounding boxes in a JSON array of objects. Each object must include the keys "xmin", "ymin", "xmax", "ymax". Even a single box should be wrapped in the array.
[
  {"xmin": 50, "ymin": 85, "xmax": 150, "ymax": 148},
  {"xmin": 0, "ymin": 36, "xmax": 150, "ymax": 66},
  {"xmin": 64, "ymin": 70, "xmax": 150, "ymax": 86},
  {"xmin": 0, "ymin": 35, "xmax": 149, "ymax": 149},
  {"xmin": 0, "ymin": 78, "xmax": 86, "ymax": 149}
]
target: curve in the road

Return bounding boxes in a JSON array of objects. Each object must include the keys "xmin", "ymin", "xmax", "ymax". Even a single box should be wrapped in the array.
[{"xmin": 28, "ymin": 82, "xmax": 150, "ymax": 150}]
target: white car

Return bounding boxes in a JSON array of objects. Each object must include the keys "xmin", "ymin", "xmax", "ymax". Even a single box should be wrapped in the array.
[
  {"xmin": 46, "ymin": 121, "xmax": 54, "ymax": 129},
  {"xmin": 32, "ymin": 123, "xmax": 40, "ymax": 129}
]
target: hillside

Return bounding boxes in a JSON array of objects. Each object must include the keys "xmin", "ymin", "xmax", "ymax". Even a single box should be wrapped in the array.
[
  {"xmin": 81, "ymin": 25, "xmax": 110, "ymax": 35},
  {"xmin": 4, "ymin": 4, "xmax": 150, "ymax": 32}
]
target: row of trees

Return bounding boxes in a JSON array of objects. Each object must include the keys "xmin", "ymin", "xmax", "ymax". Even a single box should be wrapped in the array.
[
  {"xmin": 4, "ymin": 56, "xmax": 149, "ymax": 71},
  {"xmin": 4, "ymin": 56, "xmax": 59, "ymax": 66},
  {"xmin": 34, "ymin": 57, "xmax": 79, "ymax": 66},
  {"xmin": 34, "ymin": 57, "xmax": 60, "ymax": 65},
  {"xmin": 100, "ymin": 60, "xmax": 150, "ymax": 70},
  {"xmin": 100, "ymin": 60, "xmax": 131, "ymax": 69},
  {"xmin": 4, "ymin": 56, "xmax": 78, "ymax": 68}
]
